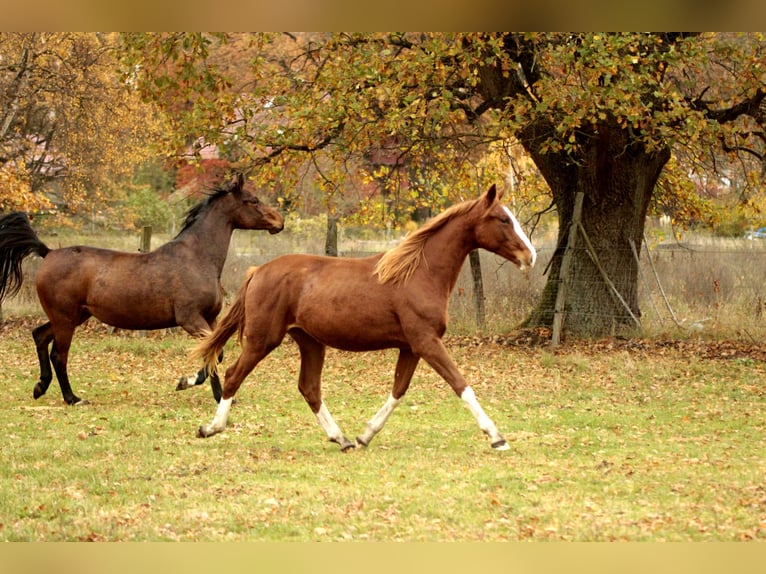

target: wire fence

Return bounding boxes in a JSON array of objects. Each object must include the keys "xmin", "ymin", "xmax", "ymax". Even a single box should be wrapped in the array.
[
  {"xmin": 224, "ymin": 226, "xmax": 766, "ymax": 343},
  {"xmin": 3, "ymin": 225, "xmax": 766, "ymax": 344},
  {"xmin": 446, "ymin": 239, "xmax": 766, "ymax": 343}
]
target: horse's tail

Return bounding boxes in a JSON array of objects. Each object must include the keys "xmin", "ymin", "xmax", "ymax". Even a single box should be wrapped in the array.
[
  {"xmin": 0, "ymin": 212, "xmax": 50, "ymax": 302},
  {"xmin": 192, "ymin": 266, "xmax": 259, "ymax": 376}
]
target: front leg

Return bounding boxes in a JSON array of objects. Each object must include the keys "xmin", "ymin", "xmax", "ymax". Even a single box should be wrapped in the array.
[
  {"xmin": 415, "ymin": 336, "xmax": 508, "ymax": 450},
  {"xmin": 357, "ymin": 348, "xmax": 419, "ymax": 448},
  {"xmin": 460, "ymin": 386, "xmax": 509, "ymax": 450}
]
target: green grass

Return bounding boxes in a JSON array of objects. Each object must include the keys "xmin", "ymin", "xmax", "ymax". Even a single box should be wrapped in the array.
[{"xmin": 0, "ymin": 320, "xmax": 764, "ymax": 541}]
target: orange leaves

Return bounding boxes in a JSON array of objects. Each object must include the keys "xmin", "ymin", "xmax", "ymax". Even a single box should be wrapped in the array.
[
  {"xmin": 0, "ymin": 163, "xmax": 51, "ymax": 213},
  {"xmin": 1, "ymin": 33, "xmax": 170, "ymax": 217}
]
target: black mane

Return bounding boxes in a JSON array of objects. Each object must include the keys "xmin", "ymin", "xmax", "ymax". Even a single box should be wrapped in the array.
[{"xmin": 175, "ymin": 184, "xmax": 233, "ymax": 238}]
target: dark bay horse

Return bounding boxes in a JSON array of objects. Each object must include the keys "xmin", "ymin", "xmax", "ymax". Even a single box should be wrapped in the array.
[
  {"xmin": 0, "ymin": 174, "xmax": 284, "ymax": 405},
  {"xmin": 194, "ymin": 184, "xmax": 536, "ymax": 451}
]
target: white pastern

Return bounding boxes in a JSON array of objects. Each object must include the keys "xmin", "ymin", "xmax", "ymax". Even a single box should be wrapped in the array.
[
  {"xmin": 316, "ymin": 402, "xmax": 345, "ymax": 443},
  {"xmin": 460, "ymin": 386, "xmax": 504, "ymax": 445},
  {"xmin": 504, "ymin": 206, "xmax": 536, "ymax": 267},
  {"xmin": 359, "ymin": 394, "xmax": 402, "ymax": 444},
  {"xmin": 208, "ymin": 397, "xmax": 233, "ymax": 433}
]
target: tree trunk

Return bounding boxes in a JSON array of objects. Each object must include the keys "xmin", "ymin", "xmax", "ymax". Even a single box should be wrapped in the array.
[{"xmin": 522, "ymin": 123, "xmax": 671, "ymax": 337}]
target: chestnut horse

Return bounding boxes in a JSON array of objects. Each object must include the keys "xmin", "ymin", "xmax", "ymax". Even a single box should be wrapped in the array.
[
  {"xmin": 0, "ymin": 174, "xmax": 284, "ymax": 405},
  {"xmin": 194, "ymin": 184, "xmax": 536, "ymax": 451}
]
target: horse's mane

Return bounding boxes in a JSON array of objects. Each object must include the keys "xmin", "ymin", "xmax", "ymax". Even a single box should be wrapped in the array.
[
  {"xmin": 374, "ymin": 198, "xmax": 478, "ymax": 285},
  {"xmin": 174, "ymin": 184, "xmax": 234, "ymax": 238}
]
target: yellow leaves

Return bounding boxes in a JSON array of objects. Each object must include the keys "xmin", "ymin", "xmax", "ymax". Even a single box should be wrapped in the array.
[
  {"xmin": 372, "ymin": 165, "xmax": 389, "ymax": 179},
  {"xmin": 0, "ymin": 163, "xmax": 51, "ymax": 213},
  {"xmin": 1, "ymin": 33, "xmax": 172, "ymax": 217}
]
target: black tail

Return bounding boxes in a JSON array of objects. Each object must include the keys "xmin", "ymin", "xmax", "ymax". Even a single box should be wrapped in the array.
[{"xmin": 0, "ymin": 212, "xmax": 50, "ymax": 302}]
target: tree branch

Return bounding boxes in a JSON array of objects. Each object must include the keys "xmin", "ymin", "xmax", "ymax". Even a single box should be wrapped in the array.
[{"xmin": 691, "ymin": 86, "xmax": 766, "ymax": 124}]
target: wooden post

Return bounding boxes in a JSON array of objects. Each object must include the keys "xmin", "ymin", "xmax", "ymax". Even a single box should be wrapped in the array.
[
  {"xmin": 325, "ymin": 216, "xmax": 338, "ymax": 257},
  {"xmin": 139, "ymin": 226, "xmax": 152, "ymax": 253},
  {"xmin": 551, "ymin": 192, "xmax": 584, "ymax": 347},
  {"xmin": 469, "ymin": 250, "xmax": 486, "ymax": 330}
]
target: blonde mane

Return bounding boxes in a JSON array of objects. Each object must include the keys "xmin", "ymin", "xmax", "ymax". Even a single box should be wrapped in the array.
[{"xmin": 374, "ymin": 198, "xmax": 478, "ymax": 285}]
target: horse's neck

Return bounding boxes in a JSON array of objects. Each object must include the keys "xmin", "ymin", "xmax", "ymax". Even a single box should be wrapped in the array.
[
  {"xmin": 175, "ymin": 210, "xmax": 234, "ymax": 272},
  {"xmin": 421, "ymin": 219, "xmax": 475, "ymax": 293}
]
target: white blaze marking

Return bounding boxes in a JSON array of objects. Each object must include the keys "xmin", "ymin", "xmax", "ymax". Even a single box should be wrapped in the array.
[{"xmin": 503, "ymin": 206, "xmax": 536, "ymax": 267}]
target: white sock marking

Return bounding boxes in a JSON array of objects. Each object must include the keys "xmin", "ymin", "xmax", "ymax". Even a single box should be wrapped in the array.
[
  {"xmin": 316, "ymin": 402, "xmax": 345, "ymax": 443},
  {"xmin": 359, "ymin": 394, "xmax": 402, "ymax": 445},
  {"xmin": 208, "ymin": 397, "xmax": 233, "ymax": 434},
  {"xmin": 461, "ymin": 386, "xmax": 505, "ymax": 446}
]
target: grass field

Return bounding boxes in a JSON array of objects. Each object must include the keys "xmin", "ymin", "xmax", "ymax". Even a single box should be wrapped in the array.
[{"xmin": 0, "ymin": 318, "xmax": 764, "ymax": 541}]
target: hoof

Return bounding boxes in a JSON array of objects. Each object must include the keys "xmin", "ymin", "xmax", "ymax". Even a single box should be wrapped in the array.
[
  {"xmin": 68, "ymin": 397, "xmax": 89, "ymax": 406},
  {"xmin": 197, "ymin": 425, "xmax": 220, "ymax": 438},
  {"xmin": 355, "ymin": 436, "xmax": 369, "ymax": 448},
  {"xmin": 176, "ymin": 376, "xmax": 194, "ymax": 391},
  {"xmin": 33, "ymin": 383, "xmax": 45, "ymax": 400},
  {"xmin": 333, "ymin": 436, "xmax": 356, "ymax": 452},
  {"xmin": 491, "ymin": 439, "xmax": 510, "ymax": 451}
]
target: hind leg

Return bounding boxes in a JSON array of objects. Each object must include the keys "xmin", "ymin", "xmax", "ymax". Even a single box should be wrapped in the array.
[
  {"xmin": 357, "ymin": 348, "xmax": 419, "ymax": 448},
  {"xmin": 31, "ymin": 322, "xmax": 54, "ymax": 399},
  {"xmin": 197, "ymin": 338, "xmax": 277, "ymax": 438},
  {"xmin": 49, "ymin": 327, "xmax": 85, "ymax": 405},
  {"xmin": 176, "ymin": 350, "xmax": 224, "ymax": 402},
  {"xmin": 290, "ymin": 328, "xmax": 354, "ymax": 451}
]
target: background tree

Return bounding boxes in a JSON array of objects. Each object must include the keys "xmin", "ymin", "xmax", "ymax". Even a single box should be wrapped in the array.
[
  {"xmin": 469, "ymin": 33, "xmax": 765, "ymax": 335},
  {"xmin": 0, "ymin": 32, "xmax": 170, "ymax": 220},
  {"xmin": 119, "ymin": 32, "xmax": 766, "ymax": 337}
]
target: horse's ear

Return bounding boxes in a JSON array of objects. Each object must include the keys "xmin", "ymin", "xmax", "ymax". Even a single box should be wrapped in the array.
[
  {"xmin": 234, "ymin": 172, "xmax": 245, "ymax": 192},
  {"xmin": 225, "ymin": 173, "xmax": 245, "ymax": 195},
  {"xmin": 483, "ymin": 184, "xmax": 502, "ymax": 206}
]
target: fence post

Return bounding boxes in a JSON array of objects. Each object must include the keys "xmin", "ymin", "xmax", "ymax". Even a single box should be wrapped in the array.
[
  {"xmin": 469, "ymin": 250, "xmax": 486, "ymax": 330},
  {"xmin": 139, "ymin": 226, "xmax": 152, "ymax": 253},
  {"xmin": 325, "ymin": 216, "xmax": 339, "ymax": 257},
  {"xmin": 551, "ymin": 192, "xmax": 584, "ymax": 347}
]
